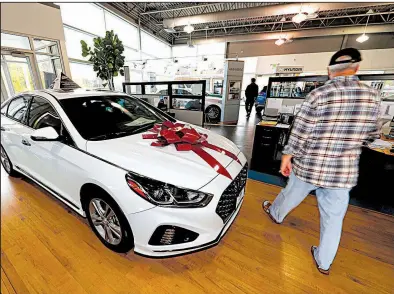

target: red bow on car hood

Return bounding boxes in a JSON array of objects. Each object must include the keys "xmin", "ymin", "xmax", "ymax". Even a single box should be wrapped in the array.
[{"xmin": 142, "ymin": 121, "xmax": 241, "ymax": 179}]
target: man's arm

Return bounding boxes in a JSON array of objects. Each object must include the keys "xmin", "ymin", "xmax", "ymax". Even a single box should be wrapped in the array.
[{"xmin": 283, "ymin": 91, "xmax": 319, "ymax": 158}]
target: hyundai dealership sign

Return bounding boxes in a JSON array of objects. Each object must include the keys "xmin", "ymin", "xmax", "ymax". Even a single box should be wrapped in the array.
[{"xmin": 276, "ymin": 66, "xmax": 304, "ymax": 74}]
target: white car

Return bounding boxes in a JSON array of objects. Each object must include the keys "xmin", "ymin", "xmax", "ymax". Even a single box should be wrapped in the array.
[{"xmin": 0, "ymin": 89, "xmax": 247, "ymax": 257}]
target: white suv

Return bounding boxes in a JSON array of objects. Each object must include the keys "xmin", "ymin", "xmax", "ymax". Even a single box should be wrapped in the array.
[{"xmin": 0, "ymin": 89, "xmax": 247, "ymax": 257}]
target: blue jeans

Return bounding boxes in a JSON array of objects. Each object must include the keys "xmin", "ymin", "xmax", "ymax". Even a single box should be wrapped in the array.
[{"xmin": 270, "ymin": 172, "xmax": 350, "ymax": 270}]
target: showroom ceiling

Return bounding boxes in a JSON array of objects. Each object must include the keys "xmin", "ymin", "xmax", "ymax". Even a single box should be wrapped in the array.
[{"xmin": 109, "ymin": 2, "xmax": 394, "ymax": 45}]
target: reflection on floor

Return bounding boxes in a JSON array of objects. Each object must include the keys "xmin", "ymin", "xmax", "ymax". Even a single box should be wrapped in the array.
[
  {"xmin": 1, "ymin": 170, "xmax": 393, "ymax": 294},
  {"xmin": 206, "ymin": 106, "xmax": 261, "ymax": 166}
]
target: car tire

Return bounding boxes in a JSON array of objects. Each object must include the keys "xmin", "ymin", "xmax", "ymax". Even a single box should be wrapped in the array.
[
  {"xmin": 205, "ymin": 105, "xmax": 221, "ymax": 123},
  {"xmin": 1, "ymin": 145, "xmax": 19, "ymax": 177},
  {"xmin": 83, "ymin": 189, "xmax": 134, "ymax": 253}
]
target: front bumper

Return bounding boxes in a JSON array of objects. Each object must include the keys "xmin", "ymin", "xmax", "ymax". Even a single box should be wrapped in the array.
[{"xmin": 126, "ymin": 156, "xmax": 247, "ymax": 257}]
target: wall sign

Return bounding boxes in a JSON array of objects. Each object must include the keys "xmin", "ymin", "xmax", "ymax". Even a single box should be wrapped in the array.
[{"xmin": 276, "ymin": 66, "xmax": 304, "ymax": 74}]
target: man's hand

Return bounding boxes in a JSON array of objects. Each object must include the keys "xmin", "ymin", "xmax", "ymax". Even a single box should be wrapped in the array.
[{"xmin": 280, "ymin": 155, "xmax": 293, "ymax": 177}]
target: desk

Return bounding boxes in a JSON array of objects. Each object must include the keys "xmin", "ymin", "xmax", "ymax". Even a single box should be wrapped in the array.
[{"xmin": 250, "ymin": 123, "xmax": 394, "ymax": 214}]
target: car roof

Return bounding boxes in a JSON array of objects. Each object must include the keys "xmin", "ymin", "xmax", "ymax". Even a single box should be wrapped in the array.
[{"xmin": 21, "ymin": 89, "xmax": 128, "ymax": 100}]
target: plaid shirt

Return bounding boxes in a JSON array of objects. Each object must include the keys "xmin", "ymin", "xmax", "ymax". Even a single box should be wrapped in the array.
[{"xmin": 283, "ymin": 75, "xmax": 380, "ymax": 188}]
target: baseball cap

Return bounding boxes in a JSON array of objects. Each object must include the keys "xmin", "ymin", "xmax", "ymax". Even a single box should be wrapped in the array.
[{"xmin": 329, "ymin": 48, "xmax": 362, "ymax": 66}]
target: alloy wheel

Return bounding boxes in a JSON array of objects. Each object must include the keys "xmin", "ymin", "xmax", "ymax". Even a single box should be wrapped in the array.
[
  {"xmin": 89, "ymin": 198, "xmax": 122, "ymax": 245},
  {"xmin": 207, "ymin": 107, "xmax": 220, "ymax": 119},
  {"xmin": 0, "ymin": 146, "xmax": 11, "ymax": 174}
]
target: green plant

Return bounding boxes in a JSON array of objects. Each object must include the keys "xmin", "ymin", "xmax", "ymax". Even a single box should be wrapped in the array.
[{"xmin": 81, "ymin": 30, "xmax": 125, "ymax": 90}]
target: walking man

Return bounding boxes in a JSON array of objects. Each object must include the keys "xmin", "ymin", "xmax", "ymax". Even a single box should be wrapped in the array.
[
  {"xmin": 245, "ymin": 78, "xmax": 259, "ymax": 117},
  {"xmin": 263, "ymin": 48, "xmax": 380, "ymax": 275}
]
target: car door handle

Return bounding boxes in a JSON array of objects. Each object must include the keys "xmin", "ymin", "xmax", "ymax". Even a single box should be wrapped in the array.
[
  {"xmin": 1, "ymin": 126, "xmax": 8, "ymax": 131},
  {"xmin": 21, "ymin": 139, "xmax": 31, "ymax": 146}
]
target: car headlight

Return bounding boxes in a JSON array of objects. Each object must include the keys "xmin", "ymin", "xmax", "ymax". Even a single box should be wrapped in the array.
[{"xmin": 125, "ymin": 172, "xmax": 213, "ymax": 208}]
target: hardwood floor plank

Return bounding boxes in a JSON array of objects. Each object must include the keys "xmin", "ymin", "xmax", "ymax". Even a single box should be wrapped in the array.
[{"xmin": 1, "ymin": 171, "xmax": 393, "ymax": 294}]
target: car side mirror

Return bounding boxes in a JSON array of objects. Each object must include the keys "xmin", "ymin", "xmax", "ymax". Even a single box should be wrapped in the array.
[{"xmin": 30, "ymin": 127, "xmax": 59, "ymax": 141}]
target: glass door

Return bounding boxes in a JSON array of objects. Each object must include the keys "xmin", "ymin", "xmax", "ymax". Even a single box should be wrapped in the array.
[{"xmin": 1, "ymin": 53, "xmax": 38, "ymax": 98}]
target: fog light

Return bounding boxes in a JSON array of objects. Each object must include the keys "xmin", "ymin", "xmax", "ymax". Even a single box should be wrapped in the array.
[{"xmin": 149, "ymin": 225, "xmax": 199, "ymax": 246}]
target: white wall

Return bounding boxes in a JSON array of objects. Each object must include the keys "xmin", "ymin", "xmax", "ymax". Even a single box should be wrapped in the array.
[
  {"xmin": 1, "ymin": 3, "xmax": 71, "ymax": 76},
  {"xmin": 253, "ymin": 49, "xmax": 394, "ymax": 75}
]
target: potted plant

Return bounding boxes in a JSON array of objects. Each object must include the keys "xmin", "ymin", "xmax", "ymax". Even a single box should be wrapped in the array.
[{"xmin": 81, "ymin": 30, "xmax": 125, "ymax": 90}]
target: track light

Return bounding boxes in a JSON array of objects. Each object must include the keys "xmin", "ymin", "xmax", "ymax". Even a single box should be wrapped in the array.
[
  {"xmin": 292, "ymin": 12, "xmax": 307, "ymax": 24},
  {"xmin": 356, "ymin": 34, "xmax": 369, "ymax": 43},
  {"xmin": 356, "ymin": 10, "xmax": 373, "ymax": 43},
  {"xmin": 275, "ymin": 38, "xmax": 285, "ymax": 46}
]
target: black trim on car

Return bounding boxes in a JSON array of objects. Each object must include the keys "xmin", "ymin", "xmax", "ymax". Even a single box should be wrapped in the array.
[{"xmin": 14, "ymin": 165, "xmax": 81, "ymax": 210}]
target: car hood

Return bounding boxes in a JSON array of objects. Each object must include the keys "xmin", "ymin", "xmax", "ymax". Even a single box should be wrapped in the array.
[{"xmin": 86, "ymin": 125, "xmax": 241, "ymax": 190}]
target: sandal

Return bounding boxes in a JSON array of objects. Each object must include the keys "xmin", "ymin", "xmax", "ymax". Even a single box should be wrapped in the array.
[
  {"xmin": 311, "ymin": 246, "xmax": 330, "ymax": 275},
  {"xmin": 262, "ymin": 200, "xmax": 281, "ymax": 224}
]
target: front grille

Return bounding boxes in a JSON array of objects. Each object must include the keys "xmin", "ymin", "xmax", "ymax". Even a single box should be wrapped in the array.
[{"xmin": 216, "ymin": 164, "xmax": 248, "ymax": 223}]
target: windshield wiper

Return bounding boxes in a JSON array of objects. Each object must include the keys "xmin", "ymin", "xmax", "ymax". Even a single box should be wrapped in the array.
[
  {"xmin": 130, "ymin": 122, "xmax": 156, "ymax": 134},
  {"xmin": 89, "ymin": 131, "xmax": 132, "ymax": 141}
]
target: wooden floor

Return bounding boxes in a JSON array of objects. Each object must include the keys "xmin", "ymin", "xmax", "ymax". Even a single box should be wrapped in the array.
[{"xmin": 1, "ymin": 170, "xmax": 393, "ymax": 294}]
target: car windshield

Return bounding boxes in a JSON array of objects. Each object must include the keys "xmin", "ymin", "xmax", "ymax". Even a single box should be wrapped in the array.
[{"xmin": 59, "ymin": 95, "xmax": 173, "ymax": 141}]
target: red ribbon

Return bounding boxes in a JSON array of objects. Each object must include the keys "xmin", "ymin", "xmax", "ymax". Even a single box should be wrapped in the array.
[{"xmin": 142, "ymin": 121, "xmax": 241, "ymax": 179}]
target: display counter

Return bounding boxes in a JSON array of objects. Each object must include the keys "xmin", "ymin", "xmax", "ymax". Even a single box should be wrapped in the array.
[{"xmin": 249, "ymin": 123, "xmax": 394, "ymax": 214}]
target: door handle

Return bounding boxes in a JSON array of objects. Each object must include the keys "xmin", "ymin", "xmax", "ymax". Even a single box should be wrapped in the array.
[
  {"xmin": 1, "ymin": 126, "xmax": 8, "ymax": 131},
  {"xmin": 21, "ymin": 139, "xmax": 31, "ymax": 146}
]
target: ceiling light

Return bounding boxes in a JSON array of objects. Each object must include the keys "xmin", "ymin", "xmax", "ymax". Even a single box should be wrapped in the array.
[
  {"xmin": 184, "ymin": 24, "xmax": 194, "ymax": 34},
  {"xmin": 356, "ymin": 34, "xmax": 369, "ymax": 43},
  {"xmin": 292, "ymin": 12, "xmax": 307, "ymax": 23},
  {"xmin": 356, "ymin": 10, "xmax": 373, "ymax": 44},
  {"xmin": 275, "ymin": 38, "xmax": 285, "ymax": 46}
]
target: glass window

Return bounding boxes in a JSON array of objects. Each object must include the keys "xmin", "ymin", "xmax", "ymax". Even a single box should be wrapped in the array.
[
  {"xmin": 7, "ymin": 96, "xmax": 30, "ymax": 123},
  {"xmin": 58, "ymin": 3, "xmax": 105, "ymax": 36},
  {"xmin": 141, "ymin": 32, "xmax": 171, "ymax": 59},
  {"xmin": 3, "ymin": 55, "xmax": 35, "ymax": 94},
  {"xmin": 36, "ymin": 55, "xmax": 63, "ymax": 88},
  {"xmin": 69, "ymin": 62, "xmax": 103, "ymax": 89},
  {"xmin": 104, "ymin": 12, "xmax": 139, "ymax": 50},
  {"xmin": 59, "ymin": 96, "xmax": 173, "ymax": 140},
  {"xmin": 27, "ymin": 96, "xmax": 61, "ymax": 132},
  {"xmin": 144, "ymin": 84, "xmax": 168, "ymax": 95},
  {"xmin": 1, "ymin": 33, "xmax": 31, "ymax": 50},
  {"xmin": 33, "ymin": 39, "xmax": 60, "ymax": 55},
  {"xmin": 64, "ymin": 27, "xmax": 94, "ymax": 61}
]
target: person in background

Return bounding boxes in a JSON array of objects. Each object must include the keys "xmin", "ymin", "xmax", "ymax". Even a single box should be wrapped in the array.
[
  {"xmin": 262, "ymin": 48, "xmax": 380, "ymax": 275},
  {"xmin": 245, "ymin": 78, "xmax": 259, "ymax": 117}
]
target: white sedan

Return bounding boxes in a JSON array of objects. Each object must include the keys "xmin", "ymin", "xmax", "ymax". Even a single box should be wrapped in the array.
[{"xmin": 0, "ymin": 89, "xmax": 247, "ymax": 257}]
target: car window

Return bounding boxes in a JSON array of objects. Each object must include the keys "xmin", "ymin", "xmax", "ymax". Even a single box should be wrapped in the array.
[
  {"xmin": 27, "ymin": 96, "xmax": 61, "ymax": 133},
  {"xmin": 59, "ymin": 95, "xmax": 174, "ymax": 141},
  {"xmin": 28, "ymin": 96, "xmax": 75, "ymax": 146},
  {"xmin": 6, "ymin": 95, "xmax": 30, "ymax": 123}
]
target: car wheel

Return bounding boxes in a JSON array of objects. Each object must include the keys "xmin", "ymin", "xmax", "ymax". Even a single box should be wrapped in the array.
[
  {"xmin": 0, "ymin": 145, "xmax": 19, "ymax": 177},
  {"xmin": 83, "ymin": 190, "xmax": 134, "ymax": 253},
  {"xmin": 205, "ymin": 105, "xmax": 221, "ymax": 123}
]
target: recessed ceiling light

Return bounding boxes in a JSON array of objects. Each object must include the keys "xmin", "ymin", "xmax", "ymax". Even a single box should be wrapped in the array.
[
  {"xmin": 356, "ymin": 34, "xmax": 369, "ymax": 43},
  {"xmin": 292, "ymin": 12, "xmax": 307, "ymax": 24}
]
